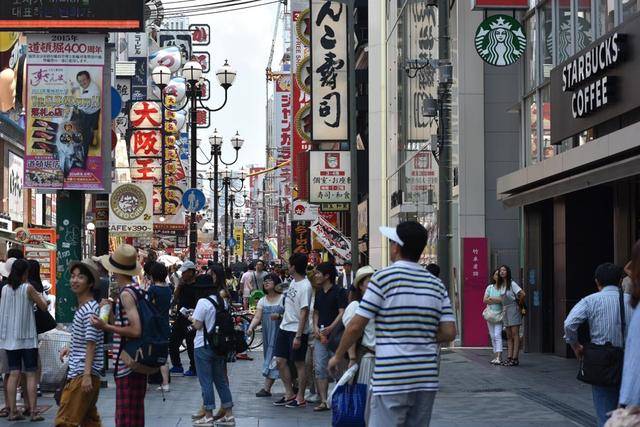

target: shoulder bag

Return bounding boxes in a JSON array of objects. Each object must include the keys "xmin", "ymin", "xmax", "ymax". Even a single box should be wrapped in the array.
[
  {"xmin": 577, "ymin": 288, "xmax": 626, "ymax": 387},
  {"xmin": 482, "ymin": 286, "xmax": 504, "ymax": 323},
  {"xmin": 35, "ymin": 307, "xmax": 57, "ymax": 334}
]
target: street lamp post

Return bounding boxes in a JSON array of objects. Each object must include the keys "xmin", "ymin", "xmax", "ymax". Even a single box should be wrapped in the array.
[
  {"xmin": 228, "ymin": 191, "xmax": 246, "ymax": 264},
  {"xmin": 219, "ymin": 170, "xmax": 245, "ymax": 269},
  {"xmin": 154, "ymin": 59, "xmax": 236, "ymax": 263}
]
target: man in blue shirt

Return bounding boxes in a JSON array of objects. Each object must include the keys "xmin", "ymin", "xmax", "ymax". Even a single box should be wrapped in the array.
[{"xmin": 564, "ymin": 263, "xmax": 634, "ymax": 427}]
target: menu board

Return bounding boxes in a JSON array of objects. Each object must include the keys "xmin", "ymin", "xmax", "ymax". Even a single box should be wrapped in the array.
[{"xmin": 23, "ymin": 228, "xmax": 57, "ymax": 294}]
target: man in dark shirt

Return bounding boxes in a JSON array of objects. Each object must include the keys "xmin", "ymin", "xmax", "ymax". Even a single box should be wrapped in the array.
[
  {"xmin": 312, "ymin": 262, "xmax": 346, "ymax": 411},
  {"xmin": 169, "ymin": 261, "xmax": 198, "ymax": 376}
]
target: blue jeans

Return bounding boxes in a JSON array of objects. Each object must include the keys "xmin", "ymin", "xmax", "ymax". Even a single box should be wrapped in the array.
[
  {"xmin": 592, "ymin": 385, "xmax": 619, "ymax": 427},
  {"xmin": 194, "ymin": 346, "xmax": 233, "ymax": 411}
]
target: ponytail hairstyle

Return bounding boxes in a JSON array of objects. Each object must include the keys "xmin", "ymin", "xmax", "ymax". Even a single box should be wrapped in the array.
[{"xmin": 8, "ymin": 259, "xmax": 30, "ymax": 290}]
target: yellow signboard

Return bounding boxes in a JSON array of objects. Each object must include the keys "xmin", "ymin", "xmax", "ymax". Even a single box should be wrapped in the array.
[{"xmin": 233, "ymin": 226, "xmax": 244, "ymax": 260}]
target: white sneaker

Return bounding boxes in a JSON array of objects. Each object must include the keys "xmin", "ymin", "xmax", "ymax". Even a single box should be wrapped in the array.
[
  {"xmin": 157, "ymin": 385, "xmax": 170, "ymax": 392},
  {"xmin": 193, "ymin": 416, "xmax": 215, "ymax": 426}
]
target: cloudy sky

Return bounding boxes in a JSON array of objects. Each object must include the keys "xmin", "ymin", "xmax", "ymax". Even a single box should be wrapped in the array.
[{"xmin": 166, "ymin": 1, "xmax": 284, "ymax": 174}]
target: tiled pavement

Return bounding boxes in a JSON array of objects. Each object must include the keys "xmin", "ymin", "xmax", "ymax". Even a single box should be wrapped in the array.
[{"xmin": 1, "ymin": 347, "xmax": 597, "ymax": 426}]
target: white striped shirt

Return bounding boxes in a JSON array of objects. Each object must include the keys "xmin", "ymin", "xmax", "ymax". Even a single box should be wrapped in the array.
[
  {"xmin": 68, "ymin": 300, "xmax": 104, "ymax": 378},
  {"xmin": 620, "ymin": 306, "xmax": 640, "ymax": 406},
  {"xmin": 563, "ymin": 286, "xmax": 633, "ymax": 347},
  {"xmin": 356, "ymin": 260, "xmax": 455, "ymax": 396}
]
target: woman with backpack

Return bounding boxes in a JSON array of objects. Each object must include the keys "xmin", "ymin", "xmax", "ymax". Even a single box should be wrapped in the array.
[{"xmin": 190, "ymin": 264, "xmax": 235, "ymax": 426}]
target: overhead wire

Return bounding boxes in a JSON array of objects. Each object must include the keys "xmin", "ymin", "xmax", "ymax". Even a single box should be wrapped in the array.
[{"xmin": 161, "ymin": 0, "xmax": 279, "ymax": 16}]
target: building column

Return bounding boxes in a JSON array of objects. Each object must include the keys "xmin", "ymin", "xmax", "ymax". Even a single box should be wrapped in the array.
[{"xmin": 553, "ymin": 196, "xmax": 568, "ymax": 357}]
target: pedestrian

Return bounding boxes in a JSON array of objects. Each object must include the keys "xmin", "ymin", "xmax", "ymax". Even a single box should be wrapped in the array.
[
  {"xmin": 497, "ymin": 265, "xmax": 525, "ymax": 366},
  {"xmin": 311, "ymin": 262, "xmax": 346, "ymax": 411},
  {"xmin": 169, "ymin": 260, "xmax": 199, "ymax": 376},
  {"xmin": 273, "ymin": 253, "xmax": 313, "ymax": 408},
  {"xmin": 342, "ymin": 265, "xmax": 376, "ymax": 384},
  {"xmin": 0, "ymin": 258, "xmax": 48, "ymax": 421},
  {"xmin": 337, "ymin": 260, "xmax": 353, "ymax": 289},
  {"xmin": 483, "ymin": 268, "xmax": 504, "ymax": 365},
  {"xmin": 90, "ymin": 244, "xmax": 145, "ymax": 427},
  {"xmin": 147, "ymin": 262, "xmax": 173, "ymax": 393},
  {"xmin": 191, "ymin": 264, "xmax": 235, "ymax": 426},
  {"xmin": 620, "ymin": 241, "xmax": 640, "ymax": 409},
  {"xmin": 27, "ymin": 259, "xmax": 44, "ymax": 293},
  {"xmin": 247, "ymin": 273, "xmax": 284, "ymax": 398},
  {"xmin": 328, "ymin": 222, "xmax": 457, "ymax": 427},
  {"xmin": 253, "ymin": 260, "xmax": 268, "ymax": 292},
  {"xmin": 54, "ymin": 260, "xmax": 104, "ymax": 426},
  {"xmin": 240, "ymin": 263, "xmax": 255, "ymax": 310},
  {"xmin": 564, "ymin": 263, "xmax": 633, "ymax": 427}
]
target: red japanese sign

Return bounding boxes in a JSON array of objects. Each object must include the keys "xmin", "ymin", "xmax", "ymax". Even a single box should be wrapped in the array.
[
  {"xmin": 462, "ymin": 237, "xmax": 489, "ymax": 346},
  {"xmin": 196, "ymin": 108, "xmax": 210, "ymax": 128},
  {"xmin": 189, "ymin": 24, "xmax": 211, "ymax": 46},
  {"xmin": 275, "ymin": 75, "xmax": 292, "ymax": 201},
  {"xmin": 192, "ymin": 52, "xmax": 210, "ymax": 73},
  {"xmin": 291, "ymin": 220, "xmax": 312, "ymax": 255},
  {"xmin": 130, "ymin": 101, "xmax": 161, "ymax": 128},
  {"xmin": 130, "ymin": 130, "xmax": 162, "ymax": 157},
  {"xmin": 292, "ymin": 9, "xmax": 311, "ymax": 200}
]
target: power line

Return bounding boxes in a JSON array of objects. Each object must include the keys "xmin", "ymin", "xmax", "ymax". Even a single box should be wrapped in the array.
[
  {"xmin": 162, "ymin": 1, "xmax": 280, "ymax": 17},
  {"xmin": 162, "ymin": 0, "xmax": 271, "ymax": 14}
]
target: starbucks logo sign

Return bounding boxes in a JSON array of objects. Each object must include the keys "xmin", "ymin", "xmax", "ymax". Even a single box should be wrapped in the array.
[
  {"xmin": 110, "ymin": 184, "xmax": 147, "ymax": 221},
  {"xmin": 475, "ymin": 15, "xmax": 526, "ymax": 67}
]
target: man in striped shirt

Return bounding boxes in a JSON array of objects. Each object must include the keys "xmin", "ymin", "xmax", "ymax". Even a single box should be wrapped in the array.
[
  {"xmin": 564, "ymin": 263, "xmax": 633, "ymax": 427},
  {"xmin": 329, "ymin": 221, "xmax": 457, "ymax": 426}
]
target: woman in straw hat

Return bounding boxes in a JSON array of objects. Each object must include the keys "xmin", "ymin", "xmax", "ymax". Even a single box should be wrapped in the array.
[
  {"xmin": 55, "ymin": 260, "xmax": 104, "ymax": 426},
  {"xmin": 90, "ymin": 244, "xmax": 146, "ymax": 427}
]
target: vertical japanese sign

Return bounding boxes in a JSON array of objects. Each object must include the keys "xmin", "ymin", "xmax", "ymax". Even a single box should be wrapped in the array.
[
  {"xmin": 292, "ymin": 3, "xmax": 311, "ymax": 200},
  {"xmin": 127, "ymin": 32, "xmax": 148, "ymax": 101},
  {"xmin": 405, "ymin": 151, "xmax": 438, "ymax": 204},
  {"xmin": 8, "ymin": 152, "xmax": 24, "ymax": 223},
  {"xmin": 311, "ymin": 0, "xmax": 348, "ymax": 141},
  {"xmin": 462, "ymin": 237, "xmax": 489, "ymax": 347},
  {"xmin": 291, "ymin": 220, "xmax": 312, "ymax": 255},
  {"xmin": 274, "ymin": 75, "xmax": 293, "ymax": 201},
  {"xmin": 24, "ymin": 228, "xmax": 57, "ymax": 294},
  {"xmin": 24, "ymin": 34, "xmax": 106, "ymax": 190},
  {"xmin": 309, "ymin": 151, "xmax": 351, "ymax": 204},
  {"xmin": 233, "ymin": 226, "xmax": 244, "ymax": 260}
]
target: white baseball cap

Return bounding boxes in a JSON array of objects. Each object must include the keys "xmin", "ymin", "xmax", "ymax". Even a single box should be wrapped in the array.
[
  {"xmin": 379, "ymin": 226, "xmax": 405, "ymax": 247},
  {"xmin": 179, "ymin": 260, "xmax": 197, "ymax": 273}
]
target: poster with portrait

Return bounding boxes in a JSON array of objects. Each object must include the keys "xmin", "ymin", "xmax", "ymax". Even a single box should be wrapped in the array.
[{"xmin": 24, "ymin": 34, "xmax": 106, "ymax": 190}]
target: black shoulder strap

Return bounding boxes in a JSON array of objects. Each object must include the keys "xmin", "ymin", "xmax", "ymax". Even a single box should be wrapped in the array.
[{"xmin": 619, "ymin": 287, "xmax": 626, "ymax": 349}]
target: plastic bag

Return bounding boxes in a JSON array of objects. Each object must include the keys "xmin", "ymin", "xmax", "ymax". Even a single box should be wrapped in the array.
[
  {"xmin": 39, "ymin": 329, "xmax": 71, "ymax": 391},
  {"xmin": 328, "ymin": 363, "xmax": 359, "ymax": 409},
  {"xmin": 331, "ymin": 382, "xmax": 367, "ymax": 427}
]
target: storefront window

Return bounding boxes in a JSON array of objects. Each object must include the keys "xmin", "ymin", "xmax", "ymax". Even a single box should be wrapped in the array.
[
  {"xmin": 557, "ymin": 0, "xmax": 573, "ymax": 63},
  {"xmin": 622, "ymin": 0, "xmax": 639, "ymax": 20},
  {"xmin": 541, "ymin": 86, "xmax": 554, "ymax": 159},
  {"xmin": 575, "ymin": 0, "xmax": 593, "ymax": 52},
  {"xmin": 540, "ymin": 1, "xmax": 554, "ymax": 80},
  {"xmin": 525, "ymin": 16, "xmax": 537, "ymax": 91},
  {"xmin": 526, "ymin": 95, "xmax": 539, "ymax": 164},
  {"xmin": 596, "ymin": 0, "xmax": 616, "ymax": 37}
]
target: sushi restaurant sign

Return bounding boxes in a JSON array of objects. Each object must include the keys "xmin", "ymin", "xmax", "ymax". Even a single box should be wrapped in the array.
[{"xmin": 551, "ymin": 14, "xmax": 640, "ymax": 144}]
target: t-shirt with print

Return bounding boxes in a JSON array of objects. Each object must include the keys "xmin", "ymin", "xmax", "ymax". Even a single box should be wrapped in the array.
[
  {"xmin": 356, "ymin": 260, "xmax": 455, "ymax": 396},
  {"xmin": 192, "ymin": 294, "xmax": 221, "ymax": 349},
  {"xmin": 280, "ymin": 277, "xmax": 313, "ymax": 334},
  {"xmin": 68, "ymin": 300, "xmax": 104, "ymax": 378}
]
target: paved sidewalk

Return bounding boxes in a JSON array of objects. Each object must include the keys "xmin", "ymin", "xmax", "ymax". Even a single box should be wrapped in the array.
[{"xmin": 1, "ymin": 348, "xmax": 597, "ymax": 426}]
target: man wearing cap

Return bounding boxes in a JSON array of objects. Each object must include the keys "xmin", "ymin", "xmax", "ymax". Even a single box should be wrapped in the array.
[
  {"xmin": 329, "ymin": 221, "xmax": 457, "ymax": 426},
  {"xmin": 169, "ymin": 260, "xmax": 198, "ymax": 376},
  {"xmin": 90, "ymin": 244, "xmax": 145, "ymax": 427}
]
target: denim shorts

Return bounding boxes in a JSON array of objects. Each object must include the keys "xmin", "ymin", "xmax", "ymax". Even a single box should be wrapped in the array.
[
  {"xmin": 6, "ymin": 348, "xmax": 39, "ymax": 372},
  {"xmin": 313, "ymin": 341, "xmax": 333, "ymax": 380}
]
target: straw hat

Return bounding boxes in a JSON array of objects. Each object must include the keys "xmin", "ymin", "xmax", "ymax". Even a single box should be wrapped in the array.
[
  {"xmin": 68, "ymin": 259, "xmax": 101, "ymax": 288},
  {"xmin": 353, "ymin": 265, "xmax": 375, "ymax": 289},
  {"xmin": 99, "ymin": 244, "xmax": 141, "ymax": 276}
]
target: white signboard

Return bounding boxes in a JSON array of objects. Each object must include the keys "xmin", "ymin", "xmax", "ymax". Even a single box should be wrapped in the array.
[
  {"xmin": 8, "ymin": 152, "xmax": 24, "ymax": 223},
  {"xmin": 109, "ymin": 182, "xmax": 153, "ymax": 236},
  {"xmin": 293, "ymin": 199, "xmax": 320, "ymax": 221},
  {"xmin": 311, "ymin": 0, "xmax": 348, "ymax": 141},
  {"xmin": 274, "ymin": 76, "xmax": 293, "ymax": 200},
  {"xmin": 309, "ymin": 151, "xmax": 351, "ymax": 204}
]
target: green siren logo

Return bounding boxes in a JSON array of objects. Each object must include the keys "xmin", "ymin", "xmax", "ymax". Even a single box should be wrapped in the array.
[{"xmin": 475, "ymin": 15, "xmax": 526, "ymax": 66}]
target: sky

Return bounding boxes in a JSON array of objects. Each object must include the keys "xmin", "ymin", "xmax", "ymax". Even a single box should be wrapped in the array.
[{"xmin": 168, "ymin": 1, "xmax": 285, "ymax": 174}]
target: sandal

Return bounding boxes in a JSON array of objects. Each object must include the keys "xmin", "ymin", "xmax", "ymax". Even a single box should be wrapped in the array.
[
  {"xmin": 8, "ymin": 414, "xmax": 26, "ymax": 421},
  {"xmin": 511, "ymin": 359, "xmax": 520, "ymax": 366},
  {"xmin": 314, "ymin": 402, "xmax": 330, "ymax": 412},
  {"xmin": 0, "ymin": 407, "xmax": 9, "ymax": 418},
  {"xmin": 255, "ymin": 388, "xmax": 272, "ymax": 397},
  {"xmin": 30, "ymin": 414, "xmax": 45, "ymax": 422},
  {"xmin": 501, "ymin": 358, "xmax": 513, "ymax": 366}
]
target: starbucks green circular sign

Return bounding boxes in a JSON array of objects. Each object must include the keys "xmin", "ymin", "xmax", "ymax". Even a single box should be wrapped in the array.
[{"xmin": 475, "ymin": 15, "xmax": 527, "ymax": 67}]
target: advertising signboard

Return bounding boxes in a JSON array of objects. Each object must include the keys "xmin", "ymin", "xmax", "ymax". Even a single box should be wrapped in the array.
[
  {"xmin": 292, "ymin": 4, "xmax": 311, "ymax": 200},
  {"xmin": 24, "ymin": 228, "xmax": 57, "ymax": 294},
  {"xmin": 274, "ymin": 75, "xmax": 293, "ymax": 201},
  {"xmin": 291, "ymin": 220, "xmax": 312, "ymax": 255},
  {"xmin": 109, "ymin": 182, "xmax": 153, "ymax": 236},
  {"xmin": 309, "ymin": 151, "xmax": 351, "ymax": 204},
  {"xmin": 0, "ymin": 0, "xmax": 145, "ymax": 31},
  {"xmin": 24, "ymin": 34, "xmax": 106, "ymax": 190},
  {"xmin": 8, "ymin": 152, "xmax": 23, "ymax": 223},
  {"xmin": 462, "ymin": 237, "xmax": 489, "ymax": 346}
]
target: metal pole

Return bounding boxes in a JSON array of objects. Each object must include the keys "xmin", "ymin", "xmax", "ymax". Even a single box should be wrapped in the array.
[
  {"xmin": 229, "ymin": 194, "xmax": 235, "ymax": 264},
  {"xmin": 437, "ymin": 0, "xmax": 452, "ymax": 286},
  {"xmin": 224, "ymin": 179, "xmax": 230, "ymax": 269},
  {"xmin": 347, "ymin": 0, "xmax": 359, "ymax": 269},
  {"xmin": 189, "ymin": 84, "xmax": 198, "ymax": 263},
  {"xmin": 213, "ymin": 149, "xmax": 220, "ymax": 263}
]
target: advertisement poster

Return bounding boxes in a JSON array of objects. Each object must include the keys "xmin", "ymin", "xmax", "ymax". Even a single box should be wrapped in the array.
[
  {"xmin": 292, "ymin": 5, "xmax": 311, "ymax": 200},
  {"xmin": 405, "ymin": 151, "xmax": 438, "ymax": 204},
  {"xmin": 233, "ymin": 226, "xmax": 244, "ymax": 260},
  {"xmin": 291, "ymin": 220, "xmax": 312, "ymax": 255},
  {"xmin": 309, "ymin": 151, "xmax": 351, "ymax": 204},
  {"xmin": 24, "ymin": 34, "xmax": 105, "ymax": 190},
  {"xmin": 462, "ymin": 237, "xmax": 489, "ymax": 347},
  {"xmin": 310, "ymin": 216, "xmax": 351, "ymax": 262},
  {"xmin": 274, "ymin": 75, "xmax": 293, "ymax": 201},
  {"xmin": 109, "ymin": 182, "xmax": 153, "ymax": 236},
  {"xmin": 23, "ymin": 228, "xmax": 57, "ymax": 294},
  {"xmin": 8, "ymin": 152, "xmax": 23, "ymax": 223}
]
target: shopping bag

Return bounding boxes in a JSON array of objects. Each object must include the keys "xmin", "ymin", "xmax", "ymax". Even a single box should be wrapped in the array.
[{"xmin": 331, "ymin": 382, "xmax": 367, "ymax": 427}]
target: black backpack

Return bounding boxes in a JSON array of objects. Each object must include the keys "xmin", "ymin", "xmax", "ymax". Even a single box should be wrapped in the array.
[{"xmin": 203, "ymin": 296, "xmax": 241, "ymax": 356}]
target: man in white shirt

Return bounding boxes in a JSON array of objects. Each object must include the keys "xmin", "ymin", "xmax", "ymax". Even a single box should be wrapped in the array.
[
  {"xmin": 72, "ymin": 71, "xmax": 101, "ymax": 168},
  {"xmin": 272, "ymin": 254, "xmax": 313, "ymax": 408}
]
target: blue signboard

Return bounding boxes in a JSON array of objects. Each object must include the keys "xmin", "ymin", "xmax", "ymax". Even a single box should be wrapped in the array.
[{"xmin": 182, "ymin": 188, "xmax": 206, "ymax": 213}]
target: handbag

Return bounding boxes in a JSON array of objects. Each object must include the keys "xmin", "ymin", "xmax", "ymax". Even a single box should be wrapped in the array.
[
  {"xmin": 482, "ymin": 306, "xmax": 504, "ymax": 323},
  {"xmin": 35, "ymin": 307, "xmax": 57, "ymax": 334},
  {"xmin": 577, "ymin": 287, "xmax": 626, "ymax": 387},
  {"xmin": 328, "ymin": 321, "xmax": 345, "ymax": 353}
]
